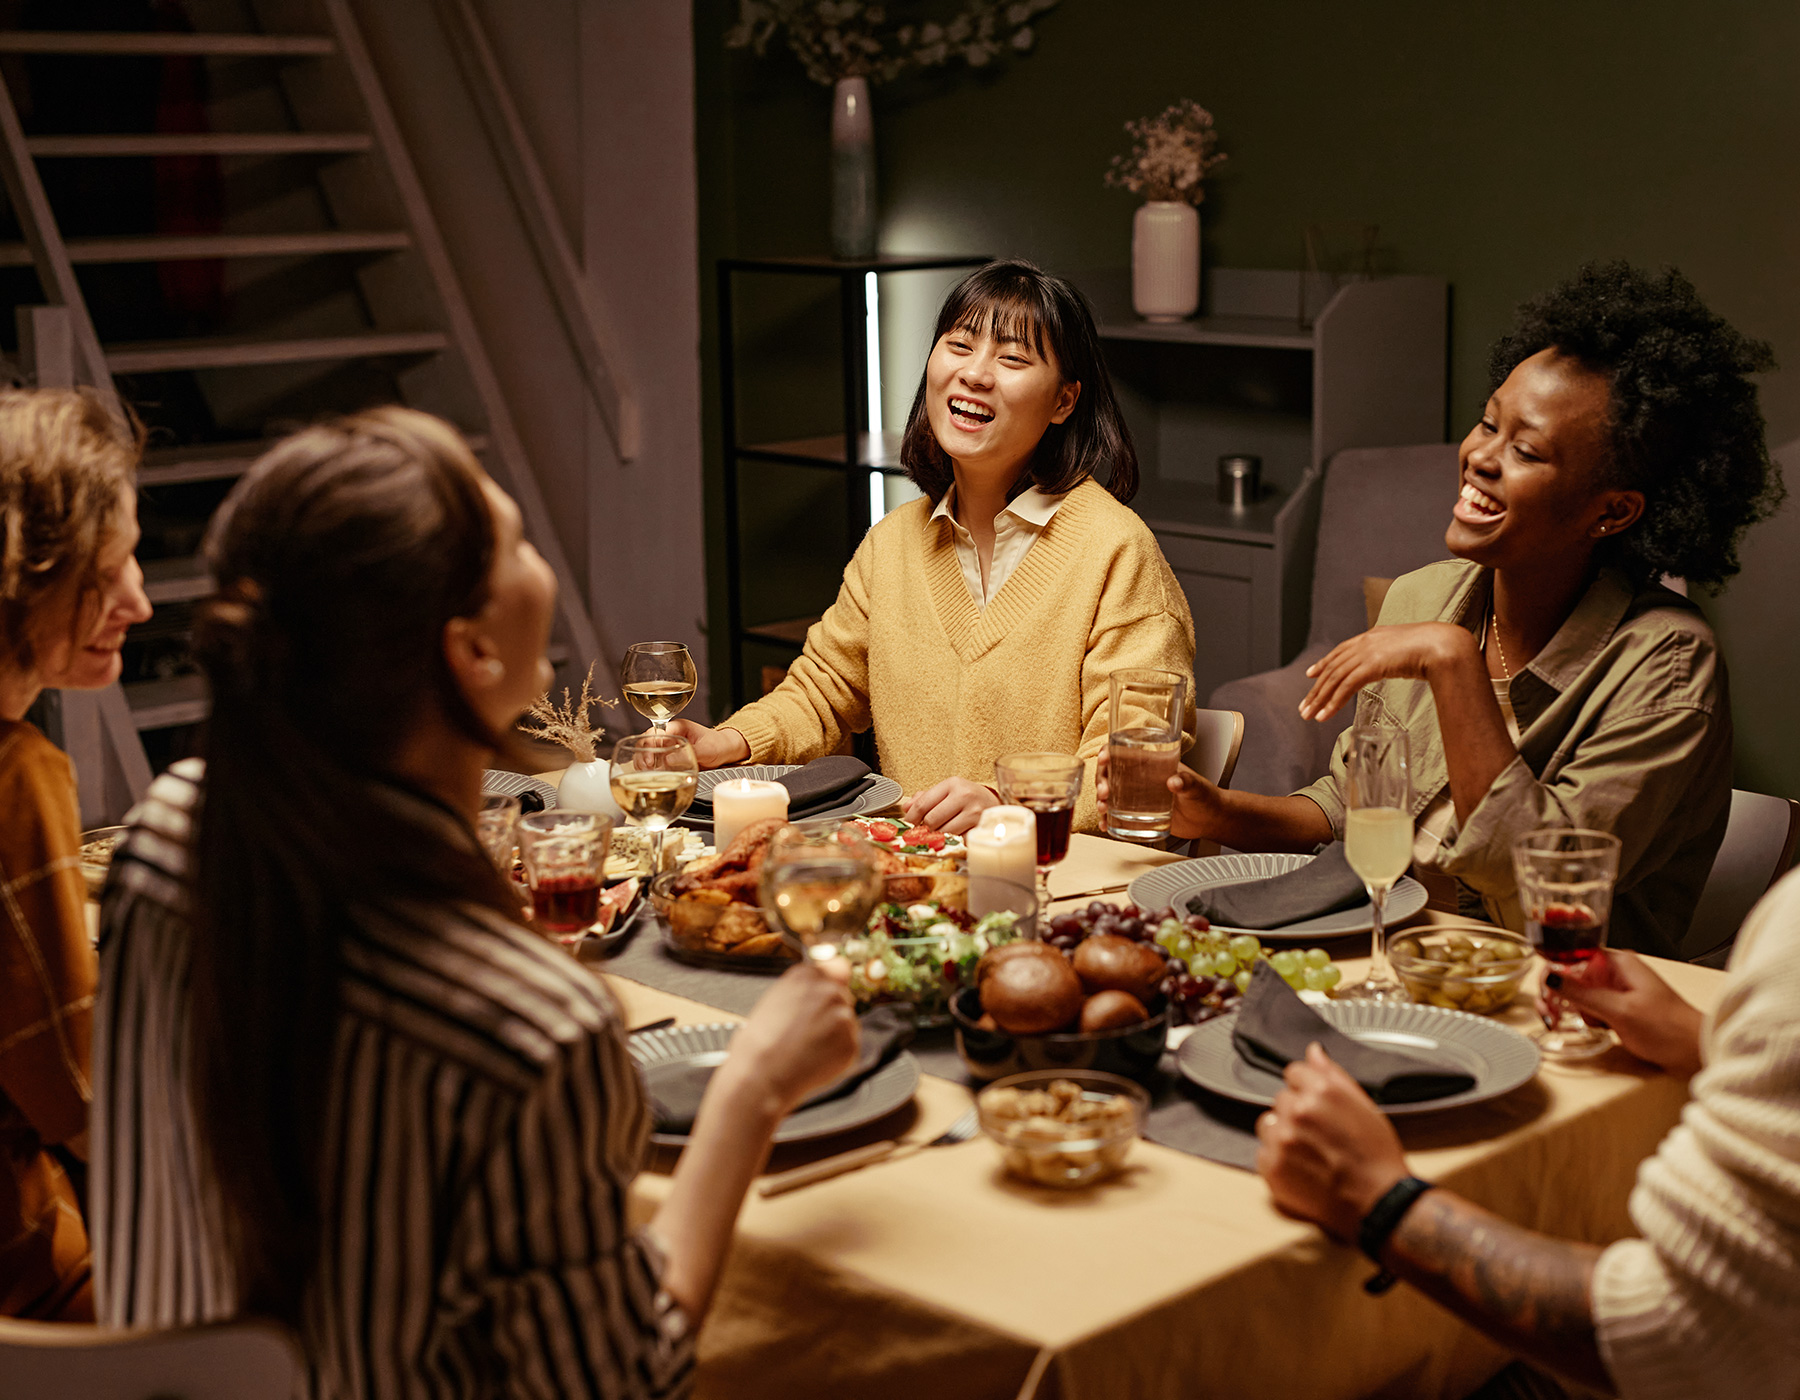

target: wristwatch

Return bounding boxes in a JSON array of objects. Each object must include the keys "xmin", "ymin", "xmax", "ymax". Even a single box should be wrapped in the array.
[{"xmin": 1357, "ymin": 1175, "xmax": 1434, "ymax": 1295}]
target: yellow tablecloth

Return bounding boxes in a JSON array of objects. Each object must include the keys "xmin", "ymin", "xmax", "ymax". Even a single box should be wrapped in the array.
[{"xmin": 590, "ymin": 830, "xmax": 1727, "ymax": 1400}]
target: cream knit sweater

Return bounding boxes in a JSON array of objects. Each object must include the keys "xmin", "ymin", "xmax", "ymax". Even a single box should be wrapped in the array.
[
  {"xmin": 1591, "ymin": 867, "xmax": 1800, "ymax": 1398},
  {"xmin": 723, "ymin": 478, "xmax": 1196, "ymax": 833}
]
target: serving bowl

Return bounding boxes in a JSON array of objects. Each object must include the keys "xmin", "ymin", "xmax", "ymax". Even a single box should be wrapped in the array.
[
  {"xmin": 950, "ymin": 985, "xmax": 1169, "ymax": 1083},
  {"xmin": 649, "ymin": 869, "xmax": 797, "ymax": 969},
  {"xmin": 845, "ymin": 874, "xmax": 1036, "ymax": 1027},
  {"xmin": 1387, "ymin": 922, "xmax": 1533, "ymax": 1015},
  {"xmin": 977, "ymin": 1069, "xmax": 1147, "ymax": 1189}
]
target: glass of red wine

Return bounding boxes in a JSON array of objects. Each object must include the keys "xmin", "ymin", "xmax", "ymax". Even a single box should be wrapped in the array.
[
  {"xmin": 517, "ymin": 810, "xmax": 616, "ymax": 950},
  {"xmin": 993, "ymin": 752, "xmax": 1084, "ymax": 909},
  {"xmin": 1511, "ymin": 828, "xmax": 1621, "ymax": 1060}
]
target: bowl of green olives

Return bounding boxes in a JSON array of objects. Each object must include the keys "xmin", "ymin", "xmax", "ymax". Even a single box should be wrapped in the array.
[{"xmin": 1388, "ymin": 923, "xmax": 1533, "ymax": 1016}]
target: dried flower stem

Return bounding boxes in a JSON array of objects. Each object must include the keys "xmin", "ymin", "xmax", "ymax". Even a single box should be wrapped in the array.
[{"xmin": 519, "ymin": 663, "xmax": 616, "ymax": 764}]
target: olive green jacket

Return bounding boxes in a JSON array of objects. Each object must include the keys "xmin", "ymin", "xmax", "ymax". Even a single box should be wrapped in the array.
[{"xmin": 1296, "ymin": 559, "xmax": 1732, "ymax": 959}]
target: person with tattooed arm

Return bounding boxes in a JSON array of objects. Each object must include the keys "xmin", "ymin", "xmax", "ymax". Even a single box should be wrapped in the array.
[{"xmin": 1256, "ymin": 869, "xmax": 1800, "ymax": 1398}]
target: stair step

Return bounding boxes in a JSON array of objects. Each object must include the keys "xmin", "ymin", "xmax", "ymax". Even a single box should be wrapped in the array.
[
  {"xmin": 139, "ymin": 429, "xmax": 490, "ymax": 488},
  {"xmin": 0, "ymin": 230, "xmax": 409, "ymax": 267},
  {"xmin": 107, "ymin": 330, "xmax": 448, "ymax": 374},
  {"xmin": 0, "ymin": 31, "xmax": 334, "ymax": 57},
  {"xmin": 123, "ymin": 674, "xmax": 209, "ymax": 731},
  {"xmin": 141, "ymin": 556, "xmax": 212, "ymax": 605},
  {"xmin": 26, "ymin": 132, "xmax": 370, "ymax": 158}
]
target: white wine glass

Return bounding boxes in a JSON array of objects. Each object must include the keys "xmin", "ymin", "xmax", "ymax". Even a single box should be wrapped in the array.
[
  {"xmin": 759, "ymin": 821, "xmax": 884, "ymax": 964},
  {"xmin": 1338, "ymin": 725, "xmax": 1412, "ymax": 1002},
  {"xmin": 609, "ymin": 732, "xmax": 698, "ymax": 873},
  {"xmin": 622, "ymin": 641, "xmax": 698, "ymax": 731}
]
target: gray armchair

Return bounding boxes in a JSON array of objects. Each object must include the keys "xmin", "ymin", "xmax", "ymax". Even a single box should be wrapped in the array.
[{"xmin": 1211, "ymin": 444, "xmax": 1459, "ymax": 796}]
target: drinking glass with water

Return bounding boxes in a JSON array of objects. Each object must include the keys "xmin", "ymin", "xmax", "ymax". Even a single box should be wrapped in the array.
[{"xmin": 1104, "ymin": 669, "xmax": 1188, "ymax": 845}]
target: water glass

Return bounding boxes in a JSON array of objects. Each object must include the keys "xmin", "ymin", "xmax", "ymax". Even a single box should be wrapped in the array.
[
  {"xmin": 1338, "ymin": 726, "xmax": 1413, "ymax": 1002},
  {"xmin": 1104, "ymin": 669, "xmax": 1187, "ymax": 845},
  {"xmin": 517, "ymin": 811, "xmax": 615, "ymax": 948},
  {"xmin": 477, "ymin": 792, "xmax": 521, "ymax": 870},
  {"xmin": 1512, "ymin": 829, "xmax": 1621, "ymax": 1060},
  {"xmin": 993, "ymin": 752, "xmax": 1083, "ymax": 905}
]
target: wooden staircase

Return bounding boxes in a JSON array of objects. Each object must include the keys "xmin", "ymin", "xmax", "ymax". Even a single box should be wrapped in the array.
[{"xmin": 0, "ymin": 1, "xmax": 612, "ymax": 824}]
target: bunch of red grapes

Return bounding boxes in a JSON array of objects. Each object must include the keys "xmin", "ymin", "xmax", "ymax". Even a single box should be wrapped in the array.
[{"xmin": 1042, "ymin": 902, "xmax": 1243, "ymax": 1026}]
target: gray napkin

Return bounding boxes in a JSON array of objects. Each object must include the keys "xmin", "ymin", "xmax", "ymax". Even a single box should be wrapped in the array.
[
  {"xmin": 1231, "ymin": 962, "xmax": 1474, "ymax": 1105},
  {"xmin": 644, "ymin": 1005, "xmax": 910, "ymax": 1134},
  {"xmin": 690, "ymin": 756, "xmax": 874, "ymax": 820},
  {"xmin": 1186, "ymin": 842, "xmax": 1367, "ymax": 930}
]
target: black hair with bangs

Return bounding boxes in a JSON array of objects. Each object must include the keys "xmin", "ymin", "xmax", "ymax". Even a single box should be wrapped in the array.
[{"xmin": 899, "ymin": 259, "xmax": 1137, "ymax": 504}]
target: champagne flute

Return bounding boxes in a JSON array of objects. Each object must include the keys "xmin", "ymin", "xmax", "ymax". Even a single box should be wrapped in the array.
[
  {"xmin": 622, "ymin": 641, "xmax": 698, "ymax": 731},
  {"xmin": 759, "ymin": 821, "xmax": 884, "ymax": 964},
  {"xmin": 1338, "ymin": 725, "xmax": 1413, "ymax": 1001},
  {"xmin": 609, "ymin": 733, "xmax": 699, "ymax": 873},
  {"xmin": 993, "ymin": 752, "xmax": 1084, "ymax": 907},
  {"xmin": 1512, "ymin": 829, "xmax": 1621, "ymax": 1060}
]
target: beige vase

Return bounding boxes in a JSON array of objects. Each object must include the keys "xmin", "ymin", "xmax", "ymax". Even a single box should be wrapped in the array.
[{"xmin": 1132, "ymin": 200, "xmax": 1200, "ymax": 322}]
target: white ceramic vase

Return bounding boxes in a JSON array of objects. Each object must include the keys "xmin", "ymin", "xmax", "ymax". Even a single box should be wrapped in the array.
[
  {"xmin": 1132, "ymin": 201, "xmax": 1200, "ymax": 322},
  {"xmin": 830, "ymin": 75, "xmax": 877, "ymax": 259},
  {"xmin": 555, "ymin": 758, "xmax": 624, "ymax": 822}
]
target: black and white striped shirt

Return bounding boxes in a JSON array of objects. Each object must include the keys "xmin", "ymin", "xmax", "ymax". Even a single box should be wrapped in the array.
[{"xmin": 90, "ymin": 760, "xmax": 694, "ymax": 1399}]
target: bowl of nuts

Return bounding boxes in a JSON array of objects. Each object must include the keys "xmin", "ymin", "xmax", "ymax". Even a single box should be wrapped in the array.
[
  {"xmin": 1387, "ymin": 922, "xmax": 1533, "ymax": 1015},
  {"xmin": 976, "ymin": 1069, "xmax": 1148, "ymax": 1189}
]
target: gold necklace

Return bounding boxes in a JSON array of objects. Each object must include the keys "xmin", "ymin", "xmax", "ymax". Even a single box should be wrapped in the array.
[{"xmin": 1488, "ymin": 602, "xmax": 1512, "ymax": 680}]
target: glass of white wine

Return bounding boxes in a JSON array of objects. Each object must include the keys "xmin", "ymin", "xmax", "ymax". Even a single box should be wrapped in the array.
[
  {"xmin": 608, "ymin": 732, "xmax": 699, "ymax": 873},
  {"xmin": 759, "ymin": 821, "xmax": 884, "ymax": 964},
  {"xmin": 622, "ymin": 641, "xmax": 698, "ymax": 730},
  {"xmin": 1338, "ymin": 725, "xmax": 1413, "ymax": 1002}
]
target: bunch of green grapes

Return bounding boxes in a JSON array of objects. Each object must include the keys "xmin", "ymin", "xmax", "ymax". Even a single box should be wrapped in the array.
[{"xmin": 1151, "ymin": 918, "xmax": 1342, "ymax": 996}]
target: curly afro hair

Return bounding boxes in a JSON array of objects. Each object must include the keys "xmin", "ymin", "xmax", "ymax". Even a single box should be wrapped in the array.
[{"xmin": 1487, "ymin": 261, "xmax": 1782, "ymax": 589}]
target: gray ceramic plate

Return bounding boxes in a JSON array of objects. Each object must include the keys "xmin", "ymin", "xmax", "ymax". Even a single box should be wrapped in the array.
[
  {"xmin": 481, "ymin": 769, "xmax": 561, "ymax": 811},
  {"xmin": 1174, "ymin": 1000, "xmax": 1540, "ymax": 1116},
  {"xmin": 692, "ymin": 764, "xmax": 903, "ymax": 822},
  {"xmin": 1127, "ymin": 852, "xmax": 1429, "ymax": 940},
  {"xmin": 629, "ymin": 1022, "xmax": 920, "ymax": 1146}
]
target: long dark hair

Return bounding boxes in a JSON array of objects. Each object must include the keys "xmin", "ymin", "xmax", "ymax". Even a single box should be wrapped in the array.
[
  {"xmin": 899, "ymin": 259, "xmax": 1138, "ymax": 504},
  {"xmin": 187, "ymin": 408, "xmax": 522, "ymax": 1322}
]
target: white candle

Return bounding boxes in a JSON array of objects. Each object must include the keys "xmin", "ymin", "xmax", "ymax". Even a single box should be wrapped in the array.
[
  {"xmin": 711, "ymin": 778, "xmax": 788, "ymax": 850},
  {"xmin": 967, "ymin": 805, "xmax": 1037, "ymax": 917}
]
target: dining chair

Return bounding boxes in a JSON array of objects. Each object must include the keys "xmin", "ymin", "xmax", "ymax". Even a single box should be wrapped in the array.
[
  {"xmin": 1680, "ymin": 788, "xmax": 1800, "ymax": 967},
  {"xmin": 0, "ymin": 1315, "xmax": 303, "ymax": 1400},
  {"xmin": 1186, "ymin": 707, "xmax": 1245, "ymax": 790}
]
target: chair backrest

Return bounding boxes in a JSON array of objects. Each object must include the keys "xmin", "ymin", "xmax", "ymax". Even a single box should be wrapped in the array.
[
  {"xmin": 1308, "ymin": 444, "xmax": 1461, "ymax": 649},
  {"xmin": 0, "ymin": 1316, "xmax": 303, "ymax": 1400},
  {"xmin": 1187, "ymin": 708, "xmax": 1245, "ymax": 790},
  {"xmin": 1681, "ymin": 788, "xmax": 1800, "ymax": 964}
]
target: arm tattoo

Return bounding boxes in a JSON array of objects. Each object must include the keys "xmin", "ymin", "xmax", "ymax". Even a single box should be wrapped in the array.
[{"xmin": 1386, "ymin": 1191, "xmax": 1613, "ymax": 1392}]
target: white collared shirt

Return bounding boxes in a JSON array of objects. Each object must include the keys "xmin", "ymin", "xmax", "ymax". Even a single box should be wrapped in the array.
[{"xmin": 930, "ymin": 484, "xmax": 1068, "ymax": 608}]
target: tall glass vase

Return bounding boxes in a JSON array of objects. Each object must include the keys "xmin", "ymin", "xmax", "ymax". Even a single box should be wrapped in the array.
[{"xmin": 830, "ymin": 75, "xmax": 877, "ymax": 260}]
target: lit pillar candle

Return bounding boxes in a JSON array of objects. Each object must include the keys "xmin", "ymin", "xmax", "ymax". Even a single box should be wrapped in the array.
[
  {"xmin": 967, "ymin": 805, "xmax": 1037, "ymax": 917},
  {"xmin": 712, "ymin": 778, "xmax": 788, "ymax": 851}
]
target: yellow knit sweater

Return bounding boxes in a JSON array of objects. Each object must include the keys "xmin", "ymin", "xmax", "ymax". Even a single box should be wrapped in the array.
[{"xmin": 723, "ymin": 478, "xmax": 1196, "ymax": 832}]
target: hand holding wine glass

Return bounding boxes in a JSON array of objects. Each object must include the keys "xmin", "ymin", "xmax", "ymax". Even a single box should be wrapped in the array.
[
  {"xmin": 610, "ymin": 732, "xmax": 699, "ymax": 872},
  {"xmin": 1338, "ymin": 725, "xmax": 1412, "ymax": 1002},
  {"xmin": 622, "ymin": 641, "xmax": 698, "ymax": 730},
  {"xmin": 1512, "ymin": 828, "xmax": 1621, "ymax": 1060}
]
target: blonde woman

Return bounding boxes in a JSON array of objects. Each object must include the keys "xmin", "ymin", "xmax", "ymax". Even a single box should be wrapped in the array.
[{"xmin": 0, "ymin": 388, "xmax": 151, "ymax": 1318}]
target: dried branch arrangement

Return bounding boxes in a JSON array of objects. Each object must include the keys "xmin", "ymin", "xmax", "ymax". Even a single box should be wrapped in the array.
[{"xmin": 519, "ymin": 664, "xmax": 617, "ymax": 764}]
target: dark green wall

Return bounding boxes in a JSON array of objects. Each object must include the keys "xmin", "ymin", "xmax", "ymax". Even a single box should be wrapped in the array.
[{"xmin": 694, "ymin": 0, "xmax": 1800, "ymax": 798}]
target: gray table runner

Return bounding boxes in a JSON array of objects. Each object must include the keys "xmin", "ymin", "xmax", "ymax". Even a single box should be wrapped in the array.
[{"xmin": 597, "ymin": 908, "xmax": 1260, "ymax": 1170}]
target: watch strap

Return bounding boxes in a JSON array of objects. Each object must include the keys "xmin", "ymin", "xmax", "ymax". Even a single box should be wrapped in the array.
[{"xmin": 1357, "ymin": 1174, "xmax": 1433, "ymax": 1295}]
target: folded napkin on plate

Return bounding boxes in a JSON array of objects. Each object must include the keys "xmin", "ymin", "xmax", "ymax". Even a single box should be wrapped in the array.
[
  {"xmin": 1231, "ymin": 961, "xmax": 1475, "ymax": 1105},
  {"xmin": 1186, "ymin": 842, "xmax": 1367, "ymax": 930},
  {"xmin": 646, "ymin": 1005, "xmax": 913, "ymax": 1134},
  {"xmin": 690, "ymin": 756, "xmax": 874, "ymax": 821}
]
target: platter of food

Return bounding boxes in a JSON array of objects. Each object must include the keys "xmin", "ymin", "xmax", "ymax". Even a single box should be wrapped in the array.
[
  {"xmin": 1174, "ymin": 1001, "xmax": 1541, "ymax": 1116},
  {"xmin": 846, "ymin": 878, "xmax": 1027, "ymax": 1026},
  {"xmin": 630, "ymin": 1021, "xmax": 920, "ymax": 1147},
  {"xmin": 692, "ymin": 764, "xmax": 903, "ymax": 822},
  {"xmin": 78, "ymin": 826, "xmax": 128, "ymax": 899},
  {"xmin": 1127, "ymin": 852, "xmax": 1428, "ymax": 941},
  {"xmin": 841, "ymin": 815, "xmax": 964, "ymax": 861},
  {"xmin": 653, "ymin": 816, "xmax": 799, "ymax": 969}
]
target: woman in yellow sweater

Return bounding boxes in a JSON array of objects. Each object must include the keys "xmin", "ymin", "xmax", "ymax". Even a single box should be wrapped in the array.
[
  {"xmin": 0, "ymin": 388, "xmax": 152, "ymax": 1319},
  {"xmin": 674, "ymin": 260, "xmax": 1196, "ymax": 833}
]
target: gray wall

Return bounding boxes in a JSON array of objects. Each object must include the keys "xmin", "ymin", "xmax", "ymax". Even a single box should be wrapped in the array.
[{"xmin": 695, "ymin": 0, "xmax": 1800, "ymax": 798}]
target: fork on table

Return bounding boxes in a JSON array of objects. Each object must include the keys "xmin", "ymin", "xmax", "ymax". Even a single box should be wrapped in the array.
[{"xmin": 756, "ymin": 1107, "xmax": 980, "ymax": 1197}]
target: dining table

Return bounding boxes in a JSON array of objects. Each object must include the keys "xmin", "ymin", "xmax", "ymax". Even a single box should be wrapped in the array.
[{"xmin": 552, "ymin": 775, "xmax": 1728, "ymax": 1400}]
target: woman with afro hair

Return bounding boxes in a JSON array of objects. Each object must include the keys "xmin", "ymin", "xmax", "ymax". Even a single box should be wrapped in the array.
[{"xmin": 1117, "ymin": 261, "xmax": 1781, "ymax": 958}]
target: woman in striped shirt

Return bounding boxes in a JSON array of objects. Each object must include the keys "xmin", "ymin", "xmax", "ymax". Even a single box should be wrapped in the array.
[{"xmin": 91, "ymin": 409, "xmax": 858, "ymax": 1398}]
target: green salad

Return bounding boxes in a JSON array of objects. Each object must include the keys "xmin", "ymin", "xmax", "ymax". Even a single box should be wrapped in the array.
[{"xmin": 845, "ymin": 899, "xmax": 1023, "ymax": 1025}]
